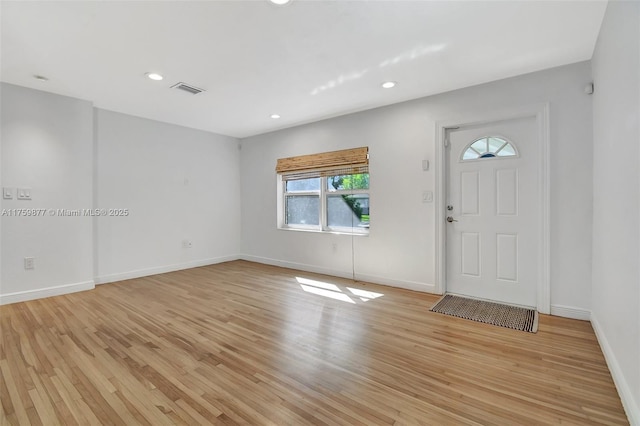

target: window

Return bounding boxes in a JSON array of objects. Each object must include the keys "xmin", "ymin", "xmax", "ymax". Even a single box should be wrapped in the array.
[
  {"xmin": 285, "ymin": 178, "xmax": 321, "ymax": 226},
  {"xmin": 462, "ymin": 136, "xmax": 517, "ymax": 161},
  {"xmin": 283, "ymin": 174, "xmax": 369, "ymax": 232},
  {"xmin": 276, "ymin": 147, "xmax": 369, "ymax": 234}
]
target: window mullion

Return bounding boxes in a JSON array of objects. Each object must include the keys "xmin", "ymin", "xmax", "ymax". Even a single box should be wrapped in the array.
[
  {"xmin": 284, "ymin": 191, "xmax": 319, "ymax": 196},
  {"xmin": 328, "ymin": 189, "xmax": 369, "ymax": 195}
]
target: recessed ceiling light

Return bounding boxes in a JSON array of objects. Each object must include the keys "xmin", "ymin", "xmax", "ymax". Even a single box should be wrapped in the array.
[
  {"xmin": 381, "ymin": 81, "xmax": 396, "ymax": 89},
  {"xmin": 270, "ymin": 114, "xmax": 281, "ymax": 119},
  {"xmin": 269, "ymin": 0, "xmax": 291, "ymax": 5},
  {"xmin": 146, "ymin": 72, "xmax": 164, "ymax": 81},
  {"xmin": 33, "ymin": 75, "xmax": 49, "ymax": 82}
]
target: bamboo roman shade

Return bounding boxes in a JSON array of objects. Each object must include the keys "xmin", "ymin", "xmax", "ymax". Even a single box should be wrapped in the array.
[{"xmin": 276, "ymin": 147, "xmax": 369, "ymax": 181}]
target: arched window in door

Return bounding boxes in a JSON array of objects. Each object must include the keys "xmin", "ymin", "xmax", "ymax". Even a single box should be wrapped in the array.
[{"xmin": 461, "ymin": 136, "xmax": 518, "ymax": 161}]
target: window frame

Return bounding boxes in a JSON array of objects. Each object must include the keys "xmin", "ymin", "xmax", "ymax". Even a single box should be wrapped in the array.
[{"xmin": 278, "ymin": 175, "xmax": 370, "ymax": 235}]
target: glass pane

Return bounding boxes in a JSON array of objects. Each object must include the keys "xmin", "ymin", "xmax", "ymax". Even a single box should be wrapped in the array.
[
  {"xmin": 286, "ymin": 196, "xmax": 319, "ymax": 225},
  {"xmin": 327, "ymin": 195, "xmax": 370, "ymax": 229},
  {"xmin": 463, "ymin": 149, "xmax": 479, "ymax": 160},
  {"xmin": 286, "ymin": 178, "xmax": 320, "ymax": 192},
  {"xmin": 497, "ymin": 143, "xmax": 516, "ymax": 157},
  {"xmin": 327, "ymin": 174, "xmax": 369, "ymax": 191},
  {"xmin": 488, "ymin": 137, "xmax": 507, "ymax": 152},
  {"xmin": 471, "ymin": 139, "xmax": 487, "ymax": 153},
  {"xmin": 463, "ymin": 137, "xmax": 517, "ymax": 161}
]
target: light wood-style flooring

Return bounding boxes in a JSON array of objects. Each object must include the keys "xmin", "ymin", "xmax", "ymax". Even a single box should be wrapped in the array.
[{"xmin": 0, "ymin": 260, "xmax": 628, "ymax": 425}]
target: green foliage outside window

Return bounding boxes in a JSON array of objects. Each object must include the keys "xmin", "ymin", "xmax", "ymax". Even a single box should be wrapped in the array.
[
  {"xmin": 329, "ymin": 174, "xmax": 369, "ymax": 222},
  {"xmin": 329, "ymin": 174, "xmax": 369, "ymax": 191}
]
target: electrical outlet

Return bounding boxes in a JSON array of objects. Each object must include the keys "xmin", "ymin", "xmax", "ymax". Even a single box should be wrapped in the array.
[
  {"xmin": 3, "ymin": 188, "xmax": 13, "ymax": 200},
  {"xmin": 17, "ymin": 188, "xmax": 32, "ymax": 200},
  {"xmin": 182, "ymin": 240, "xmax": 192, "ymax": 249},
  {"xmin": 24, "ymin": 257, "xmax": 35, "ymax": 270}
]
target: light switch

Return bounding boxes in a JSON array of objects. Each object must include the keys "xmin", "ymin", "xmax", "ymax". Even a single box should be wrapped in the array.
[
  {"xmin": 17, "ymin": 188, "xmax": 32, "ymax": 200},
  {"xmin": 3, "ymin": 188, "xmax": 13, "ymax": 200},
  {"xmin": 422, "ymin": 191, "xmax": 433, "ymax": 203},
  {"xmin": 422, "ymin": 160, "xmax": 430, "ymax": 171}
]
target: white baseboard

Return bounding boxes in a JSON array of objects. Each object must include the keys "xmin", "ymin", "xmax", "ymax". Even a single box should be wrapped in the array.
[
  {"xmin": 550, "ymin": 304, "xmax": 591, "ymax": 320},
  {"xmin": 356, "ymin": 272, "xmax": 437, "ymax": 293},
  {"xmin": 591, "ymin": 313, "xmax": 639, "ymax": 425},
  {"xmin": 95, "ymin": 255, "xmax": 241, "ymax": 284},
  {"xmin": 0, "ymin": 280, "xmax": 95, "ymax": 305},
  {"xmin": 240, "ymin": 254, "xmax": 437, "ymax": 293}
]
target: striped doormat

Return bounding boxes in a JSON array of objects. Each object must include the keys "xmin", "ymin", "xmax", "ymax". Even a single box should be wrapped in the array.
[{"xmin": 430, "ymin": 294, "xmax": 538, "ymax": 333}]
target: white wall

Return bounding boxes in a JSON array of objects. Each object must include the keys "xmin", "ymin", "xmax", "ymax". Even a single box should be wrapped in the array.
[
  {"xmin": 94, "ymin": 109, "xmax": 241, "ymax": 283},
  {"xmin": 1, "ymin": 83, "xmax": 95, "ymax": 302},
  {"xmin": 0, "ymin": 84, "xmax": 242, "ymax": 303},
  {"xmin": 1, "ymin": 84, "xmax": 3, "ymax": 296},
  {"xmin": 241, "ymin": 62, "xmax": 594, "ymax": 315},
  {"xmin": 591, "ymin": 1, "xmax": 640, "ymax": 423}
]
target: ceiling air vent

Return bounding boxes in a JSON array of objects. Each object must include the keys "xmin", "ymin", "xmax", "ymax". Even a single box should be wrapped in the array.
[{"xmin": 170, "ymin": 82, "xmax": 205, "ymax": 95}]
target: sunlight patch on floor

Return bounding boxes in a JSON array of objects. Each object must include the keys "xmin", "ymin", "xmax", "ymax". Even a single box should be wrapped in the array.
[
  {"xmin": 296, "ymin": 277, "xmax": 384, "ymax": 304},
  {"xmin": 347, "ymin": 287, "xmax": 384, "ymax": 301},
  {"xmin": 296, "ymin": 277, "xmax": 341, "ymax": 292}
]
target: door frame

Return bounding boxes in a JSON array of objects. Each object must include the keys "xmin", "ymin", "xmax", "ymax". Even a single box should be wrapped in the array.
[{"xmin": 434, "ymin": 103, "xmax": 551, "ymax": 314}]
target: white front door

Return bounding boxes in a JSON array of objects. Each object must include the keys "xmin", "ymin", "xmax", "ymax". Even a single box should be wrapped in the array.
[{"xmin": 445, "ymin": 116, "xmax": 539, "ymax": 307}]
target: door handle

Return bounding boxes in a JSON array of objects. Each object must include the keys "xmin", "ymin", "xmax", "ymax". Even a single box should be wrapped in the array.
[{"xmin": 446, "ymin": 216, "xmax": 458, "ymax": 223}]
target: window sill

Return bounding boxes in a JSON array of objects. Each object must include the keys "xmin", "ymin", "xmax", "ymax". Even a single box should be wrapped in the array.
[{"xmin": 277, "ymin": 226, "xmax": 369, "ymax": 237}]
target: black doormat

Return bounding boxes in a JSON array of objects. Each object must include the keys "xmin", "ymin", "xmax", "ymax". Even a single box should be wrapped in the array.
[{"xmin": 430, "ymin": 294, "xmax": 538, "ymax": 333}]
